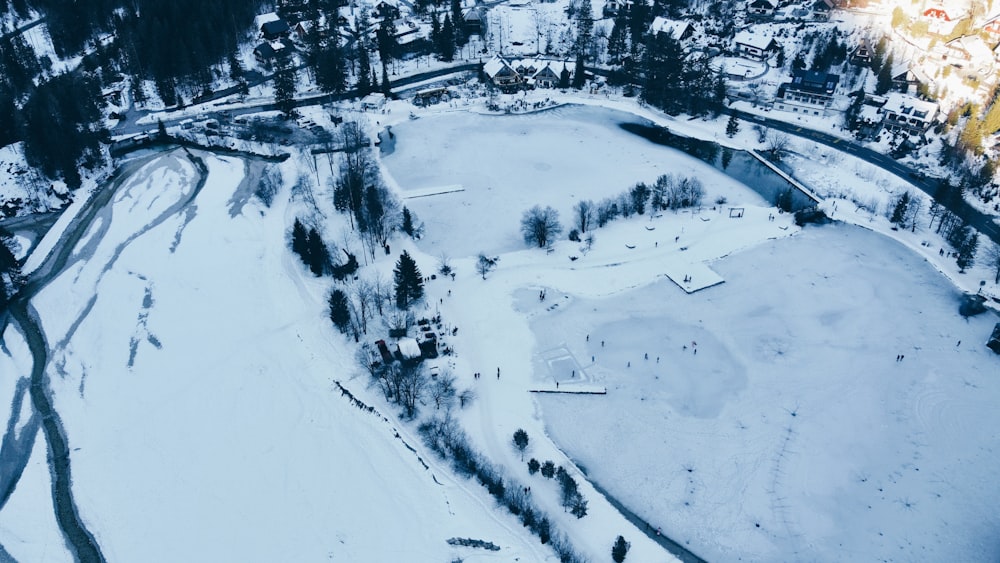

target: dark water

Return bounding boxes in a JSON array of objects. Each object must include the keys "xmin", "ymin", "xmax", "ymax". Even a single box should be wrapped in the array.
[{"xmin": 620, "ymin": 122, "xmax": 816, "ymax": 212}]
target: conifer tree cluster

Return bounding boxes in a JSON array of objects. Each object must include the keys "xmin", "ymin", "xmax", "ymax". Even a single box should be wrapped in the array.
[
  {"xmin": 290, "ymin": 219, "xmax": 332, "ymax": 277},
  {"xmin": 393, "ymin": 251, "xmax": 424, "ymax": 309}
]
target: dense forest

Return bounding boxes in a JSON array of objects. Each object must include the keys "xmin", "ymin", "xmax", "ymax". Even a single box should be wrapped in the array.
[{"xmin": 0, "ymin": 0, "xmax": 268, "ymax": 187}]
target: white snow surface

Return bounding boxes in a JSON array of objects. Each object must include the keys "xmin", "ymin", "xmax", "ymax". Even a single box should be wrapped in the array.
[
  {"xmin": 9, "ymin": 152, "xmax": 552, "ymax": 562},
  {"xmin": 3, "ymin": 94, "xmax": 1000, "ymax": 563}
]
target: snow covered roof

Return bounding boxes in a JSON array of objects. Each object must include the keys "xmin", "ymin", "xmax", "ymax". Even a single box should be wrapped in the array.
[
  {"xmin": 734, "ymin": 29, "xmax": 775, "ymax": 50},
  {"xmin": 396, "ymin": 337, "xmax": 422, "ymax": 360},
  {"xmin": 483, "ymin": 55, "xmax": 514, "ymax": 78},
  {"xmin": 882, "ymin": 93, "xmax": 937, "ymax": 120},
  {"xmin": 649, "ymin": 17, "xmax": 691, "ymax": 40},
  {"xmin": 254, "ymin": 12, "xmax": 280, "ymax": 28}
]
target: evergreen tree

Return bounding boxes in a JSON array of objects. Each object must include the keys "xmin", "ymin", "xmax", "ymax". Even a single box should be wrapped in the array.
[
  {"xmin": 559, "ymin": 65, "xmax": 570, "ymax": 89},
  {"xmin": 572, "ymin": 54, "xmax": 586, "ymax": 89},
  {"xmin": 381, "ymin": 64, "xmax": 392, "ymax": 96},
  {"xmin": 440, "ymin": 15, "xmax": 456, "ymax": 61},
  {"xmin": 356, "ymin": 43, "xmax": 373, "ymax": 95},
  {"xmin": 450, "ymin": 0, "xmax": 467, "ymax": 45},
  {"xmin": 430, "ymin": 11, "xmax": 442, "ymax": 53},
  {"xmin": 612, "ymin": 535, "xmax": 630, "ymax": 563},
  {"xmin": 328, "ymin": 289, "xmax": 352, "ymax": 334},
  {"xmin": 376, "ymin": 15, "xmax": 399, "ymax": 72},
  {"xmin": 291, "ymin": 219, "xmax": 309, "ymax": 260},
  {"xmin": 889, "ymin": 191, "xmax": 911, "ymax": 227},
  {"xmin": 956, "ymin": 230, "xmax": 978, "ymax": 273},
  {"xmin": 573, "ymin": 0, "xmax": 594, "ymax": 60},
  {"xmin": 726, "ymin": 114, "xmax": 740, "ymax": 138},
  {"xmin": 402, "ymin": 207, "xmax": 415, "ymax": 236},
  {"xmin": 393, "ymin": 251, "xmax": 424, "ymax": 308},
  {"xmin": 607, "ymin": 11, "xmax": 629, "ymax": 62},
  {"xmin": 512, "ymin": 428, "xmax": 529, "ymax": 460},
  {"xmin": 306, "ymin": 228, "xmax": 330, "ymax": 276},
  {"xmin": 641, "ymin": 32, "xmax": 685, "ymax": 113},
  {"xmin": 274, "ymin": 62, "xmax": 297, "ymax": 118},
  {"xmin": 227, "ymin": 52, "xmax": 246, "ymax": 86},
  {"xmin": 315, "ymin": 31, "xmax": 347, "ymax": 94},
  {"xmin": 875, "ymin": 54, "xmax": 893, "ymax": 95},
  {"xmin": 527, "ymin": 458, "xmax": 540, "ymax": 474}
]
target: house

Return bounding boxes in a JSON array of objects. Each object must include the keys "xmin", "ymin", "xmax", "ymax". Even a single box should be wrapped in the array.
[
  {"xmin": 253, "ymin": 40, "xmax": 290, "ymax": 66},
  {"xmin": 734, "ymin": 29, "xmax": 778, "ymax": 61},
  {"xmin": 984, "ymin": 13, "xmax": 1000, "ymax": 35},
  {"xmin": 463, "ymin": 7, "xmax": 484, "ymax": 35},
  {"xmin": 940, "ymin": 36, "xmax": 996, "ymax": 70},
  {"xmin": 261, "ymin": 18, "xmax": 291, "ymax": 40},
  {"xmin": 395, "ymin": 337, "xmax": 422, "ymax": 361},
  {"xmin": 988, "ymin": 323, "xmax": 1000, "ymax": 354},
  {"xmin": 361, "ymin": 93, "xmax": 386, "ymax": 110},
  {"xmin": 774, "ymin": 69, "xmax": 840, "ymax": 116},
  {"xmin": 531, "ymin": 61, "xmax": 566, "ymax": 88},
  {"xmin": 812, "ymin": 0, "xmax": 835, "ymax": 19},
  {"xmin": 922, "ymin": 6, "xmax": 951, "ymax": 21},
  {"xmin": 879, "ymin": 92, "xmax": 938, "ymax": 135},
  {"xmin": 747, "ymin": 0, "xmax": 776, "ymax": 18},
  {"xmin": 375, "ymin": 0, "xmax": 401, "ymax": 20},
  {"xmin": 649, "ymin": 17, "xmax": 693, "ymax": 42},
  {"xmin": 851, "ymin": 38, "xmax": 873, "ymax": 66},
  {"xmin": 603, "ymin": 0, "xmax": 626, "ymax": 18},
  {"xmin": 483, "ymin": 55, "xmax": 522, "ymax": 89},
  {"xmin": 890, "ymin": 60, "xmax": 919, "ymax": 93},
  {"xmin": 293, "ymin": 20, "xmax": 312, "ymax": 40}
]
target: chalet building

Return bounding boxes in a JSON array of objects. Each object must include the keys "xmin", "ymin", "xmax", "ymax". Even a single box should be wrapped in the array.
[
  {"xmin": 890, "ymin": 61, "xmax": 919, "ymax": 93},
  {"xmin": 261, "ymin": 18, "xmax": 291, "ymax": 40},
  {"xmin": 375, "ymin": 0, "xmax": 401, "ymax": 20},
  {"xmin": 734, "ymin": 30, "xmax": 778, "ymax": 61},
  {"xmin": 774, "ymin": 69, "xmax": 839, "ymax": 116},
  {"xmin": 812, "ymin": 0, "xmax": 835, "ymax": 19},
  {"xmin": 532, "ymin": 64, "xmax": 561, "ymax": 88},
  {"xmin": 879, "ymin": 93, "xmax": 938, "ymax": 135},
  {"xmin": 649, "ymin": 17, "xmax": 693, "ymax": 42},
  {"xmin": 253, "ymin": 41, "xmax": 290, "ymax": 67},
  {"xmin": 463, "ymin": 7, "xmax": 484, "ymax": 36},
  {"xmin": 747, "ymin": 0, "xmax": 776, "ymax": 18},
  {"xmin": 851, "ymin": 38, "xmax": 872, "ymax": 66},
  {"xmin": 484, "ymin": 56, "xmax": 521, "ymax": 89}
]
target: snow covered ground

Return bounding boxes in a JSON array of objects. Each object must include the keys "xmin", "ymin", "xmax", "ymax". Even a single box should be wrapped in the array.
[
  {"xmin": 3, "ymin": 93, "xmax": 1000, "ymax": 562},
  {"xmin": 382, "ymin": 105, "xmax": 768, "ymax": 258},
  {"xmin": 1, "ymin": 150, "xmax": 553, "ymax": 562},
  {"xmin": 379, "ymin": 101, "xmax": 1000, "ymax": 561},
  {"xmin": 535, "ymin": 224, "xmax": 1000, "ymax": 562}
]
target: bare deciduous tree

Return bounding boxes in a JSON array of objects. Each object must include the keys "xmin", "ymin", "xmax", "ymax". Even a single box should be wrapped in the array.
[
  {"xmin": 520, "ymin": 205, "xmax": 563, "ymax": 248},
  {"xmin": 573, "ymin": 200, "xmax": 595, "ymax": 233},
  {"xmin": 764, "ymin": 132, "xmax": 790, "ymax": 161}
]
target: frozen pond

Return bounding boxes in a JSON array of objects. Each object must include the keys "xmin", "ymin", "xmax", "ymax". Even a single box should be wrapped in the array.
[
  {"xmin": 533, "ymin": 224, "xmax": 1000, "ymax": 562},
  {"xmin": 381, "ymin": 105, "xmax": 768, "ymax": 258}
]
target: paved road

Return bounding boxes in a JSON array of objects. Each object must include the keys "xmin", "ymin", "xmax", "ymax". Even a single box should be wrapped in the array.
[{"xmin": 113, "ymin": 62, "xmax": 478, "ymax": 136}]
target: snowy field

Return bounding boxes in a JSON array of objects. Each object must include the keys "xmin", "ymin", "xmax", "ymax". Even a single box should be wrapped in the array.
[
  {"xmin": 0, "ymin": 151, "xmax": 551, "ymax": 562},
  {"xmin": 382, "ymin": 105, "xmax": 767, "ymax": 258}
]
